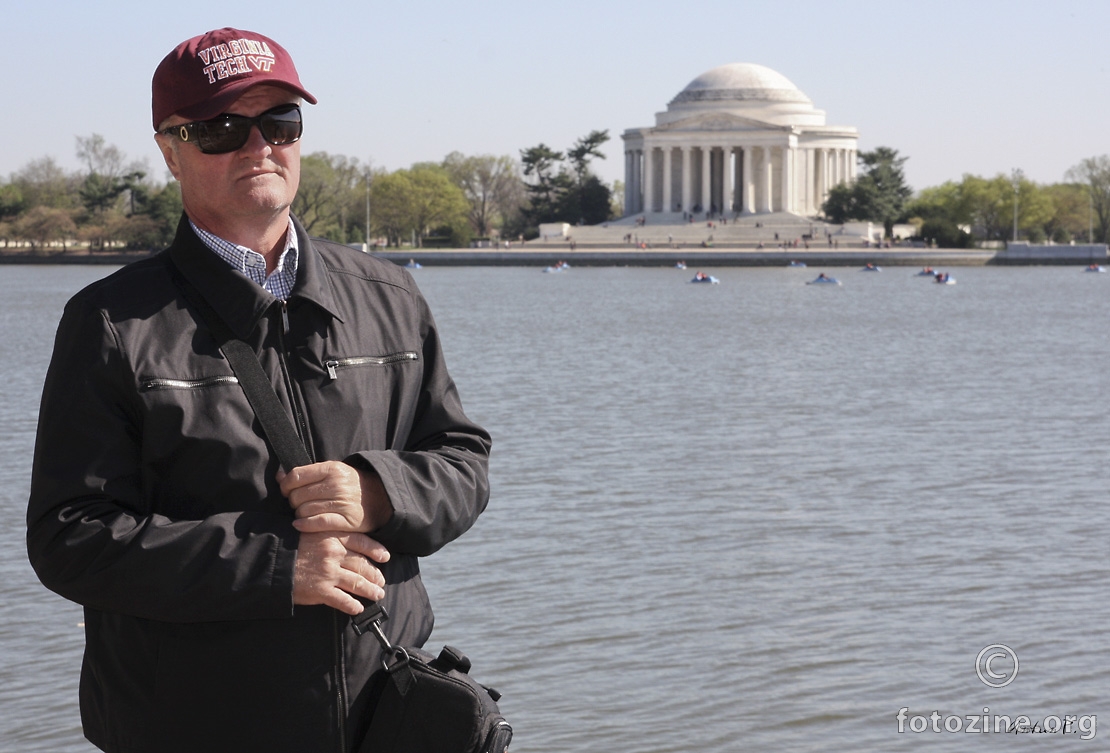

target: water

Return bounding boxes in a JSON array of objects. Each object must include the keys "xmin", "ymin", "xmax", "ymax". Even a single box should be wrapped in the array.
[{"xmin": 2, "ymin": 262, "xmax": 1107, "ymax": 751}]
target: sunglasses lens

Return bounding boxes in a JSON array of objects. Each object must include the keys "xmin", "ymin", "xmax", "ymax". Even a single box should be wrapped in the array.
[
  {"xmin": 260, "ymin": 107, "xmax": 303, "ymax": 145},
  {"xmin": 194, "ymin": 118, "xmax": 253, "ymax": 154}
]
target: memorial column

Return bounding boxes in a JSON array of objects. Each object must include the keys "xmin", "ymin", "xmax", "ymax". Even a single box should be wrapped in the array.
[
  {"xmin": 633, "ymin": 150, "xmax": 642, "ymax": 213},
  {"xmin": 701, "ymin": 147, "xmax": 711, "ymax": 215},
  {"xmin": 662, "ymin": 147, "xmax": 673, "ymax": 213},
  {"xmin": 680, "ymin": 146, "xmax": 691, "ymax": 214},
  {"xmin": 624, "ymin": 150, "xmax": 633, "ymax": 215},
  {"xmin": 742, "ymin": 145, "xmax": 754, "ymax": 214},
  {"xmin": 816, "ymin": 148, "xmax": 826, "ymax": 204},
  {"xmin": 781, "ymin": 146, "xmax": 794, "ymax": 214},
  {"xmin": 722, "ymin": 146, "xmax": 733, "ymax": 215},
  {"xmin": 761, "ymin": 147, "xmax": 773, "ymax": 213}
]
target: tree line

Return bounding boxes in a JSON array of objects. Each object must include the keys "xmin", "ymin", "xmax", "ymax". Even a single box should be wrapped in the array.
[
  {"xmin": 4, "ymin": 131, "xmax": 1110, "ymax": 253},
  {"xmin": 822, "ymin": 147, "xmax": 1110, "ymax": 247},
  {"xmin": 0, "ymin": 130, "xmax": 617, "ymax": 254}
]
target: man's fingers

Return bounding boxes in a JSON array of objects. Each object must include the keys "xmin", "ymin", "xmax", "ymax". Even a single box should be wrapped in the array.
[
  {"xmin": 292, "ymin": 512, "xmax": 350, "ymax": 533},
  {"xmin": 327, "ymin": 589, "xmax": 369, "ymax": 617},
  {"xmin": 293, "ymin": 532, "xmax": 388, "ymax": 614},
  {"xmin": 346, "ymin": 551, "xmax": 386, "ymax": 588},
  {"xmin": 280, "ymin": 461, "xmax": 359, "ymax": 502},
  {"xmin": 342, "ymin": 533, "xmax": 391, "ymax": 564}
]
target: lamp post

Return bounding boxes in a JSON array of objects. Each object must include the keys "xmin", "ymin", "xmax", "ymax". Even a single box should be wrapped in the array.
[
  {"xmin": 364, "ymin": 167, "xmax": 372, "ymax": 252},
  {"xmin": 1089, "ymin": 190, "xmax": 1093, "ymax": 244},
  {"xmin": 1010, "ymin": 168, "xmax": 1023, "ymax": 242}
]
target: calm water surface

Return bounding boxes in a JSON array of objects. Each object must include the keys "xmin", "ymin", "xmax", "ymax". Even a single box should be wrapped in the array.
[{"xmin": 1, "ymin": 262, "xmax": 1107, "ymax": 751}]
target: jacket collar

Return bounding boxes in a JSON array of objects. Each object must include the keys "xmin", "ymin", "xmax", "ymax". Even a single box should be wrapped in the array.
[{"xmin": 166, "ymin": 214, "xmax": 343, "ymax": 339}]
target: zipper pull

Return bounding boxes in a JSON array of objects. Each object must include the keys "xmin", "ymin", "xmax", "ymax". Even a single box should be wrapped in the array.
[
  {"xmin": 281, "ymin": 302, "xmax": 290, "ymax": 334},
  {"xmin": 325, "ymin": 360, "xmax": 338, "ymax": 380}
]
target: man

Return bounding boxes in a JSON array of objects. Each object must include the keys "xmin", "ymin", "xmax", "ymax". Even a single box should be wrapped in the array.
[{"xmin": 26, "ymin": 28, "xmax": 491, "ymax": 753}]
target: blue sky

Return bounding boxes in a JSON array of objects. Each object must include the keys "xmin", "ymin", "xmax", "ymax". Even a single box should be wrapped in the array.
[{"xmin": 4, "ymin": 0, "xmax": 1108, "ymax": 194}]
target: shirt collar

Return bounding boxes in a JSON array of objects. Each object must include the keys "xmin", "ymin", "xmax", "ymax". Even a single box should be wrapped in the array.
[{"xmin": 189, "ymin": 217, "xmax": 299, "ymax": 299}]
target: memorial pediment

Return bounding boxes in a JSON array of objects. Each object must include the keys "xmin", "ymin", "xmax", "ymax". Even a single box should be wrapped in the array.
[{"xmin": 656, "ymin": 113, "xmax": 780, "ymax": 133}]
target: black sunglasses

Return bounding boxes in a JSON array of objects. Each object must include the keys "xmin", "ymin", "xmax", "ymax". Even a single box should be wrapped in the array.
[{"xmin": 160, "ymin": 103, "xmax": 303, "ymax": 154}]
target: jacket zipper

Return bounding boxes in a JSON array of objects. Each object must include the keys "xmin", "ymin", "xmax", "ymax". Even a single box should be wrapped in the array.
[
  {"xmin": 334, "ymin": 612, "xmax": 347, "ymax": 753},
  {"xmin": 276, "ymin": 301, "xmax": 347, "ymax": 753},
  {"xmin": 324, "ymin": 352, "xmax": 419, "ymax": 380},
  {"xmin": 276, "ymin": 302, "xmax": 314, "ymax": 459},
  {"xmin": 139, "ymin": 375, "xmax": 239, "ymax": 391}
]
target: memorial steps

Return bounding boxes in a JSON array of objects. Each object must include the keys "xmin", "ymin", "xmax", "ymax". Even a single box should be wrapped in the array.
[{"xmin": 535, "ymin": 212, "xmax": 874, "ymax": 249}]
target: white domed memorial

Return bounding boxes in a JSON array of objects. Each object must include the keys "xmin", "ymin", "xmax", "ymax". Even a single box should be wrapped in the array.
[{"xmin": 621, "ymin": 63, "xmax": 859, "ymax": 218}]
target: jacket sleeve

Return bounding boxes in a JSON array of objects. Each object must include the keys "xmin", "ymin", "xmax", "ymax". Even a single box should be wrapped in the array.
[
  {"xmin": 347, "ymin": 293, "xmax": 491, "ymax": 558},
  {"xmin": 26, "ymin": 295, "xmax": 299, "ymax": 623}
]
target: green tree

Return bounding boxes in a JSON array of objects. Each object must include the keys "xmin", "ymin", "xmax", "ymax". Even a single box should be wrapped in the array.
[
  {"xmin": 369, "ymin": 171, "xmax": 415, "ymax": 247},
  {"xmin": 904, "ymin": 180, "xmax": 973, "ymax": 248},
  {"xmin": 566, "ymin": 130, "xmax": 609, "ymax": 185},
  {"xmin": 821, "ymin": 182, "xmax": 857, "ymax": 225},
  {"xmin": 75, "ymin": 134, "xmax": 148, "ymax": 217},
  {"xmin": 0, "ymin": 184, "xmax": 21, "ymax": 247},
  {"xmin": 129, "ymin": 181, "xmax": 183, "ymax": 250},
  {"xmin": 960, "ymin": 174, "xmax": 1011, "ymax": 241},
  {"xmin": 14, "ymin": 205, "xmax": 77, "ymax": 252},
  {"xmin": 293, "ymin": 152, "xmax": 366, "ymax": 241},
  {"xmin": 1065, "ymin": 155, "xmax": 1110, "ymax": 242},
  {"xmin": 367, "ymin": 165, "xmax": 468, "ymax": 248},
  {"xmin": 406, "ymin": 164, "xmax": 469, "ymax": 247},
  {"xmin": 520, "ymin": 143, "xmax": 565, "ymax": 225},
  {"xmin": 79, "ymin": 172, "xmax": 129, "ymax": 220},
  {"xmin": 519, "ymin": 132, "xmax": 613, "ymax": 231},
  {"xmin": 820, "ymin": 147, "xmax": 911, "ymax": 236},
  {"xmin": 574, "ymin": 174, "xmax": 614, "ymax": 226},
  {"xmin": 1041, "ymin": 182, "xmax": 1088, "ymax": 243},
  {"xmin": 12, "ymin": 157, "xmax": 78, "ymax": 210},
  {"xmin": 857, "ymin": 147, "xmax": 912, "ymax": 236}
]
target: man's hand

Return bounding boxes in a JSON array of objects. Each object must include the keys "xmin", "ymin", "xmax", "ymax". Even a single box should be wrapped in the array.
[
  {"xmin": 280, "ymin": 461, "xmax": 393, "ymax": 534},
  {"xmin": 292, "ymin": 531, "xmax": 390, "ymax": 616}
]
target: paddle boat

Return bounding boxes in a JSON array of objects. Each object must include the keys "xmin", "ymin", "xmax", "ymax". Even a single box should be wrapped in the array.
[
  {"xmin": 543, "ymin": 260, "xmax": 571, "ymax": 273},
  {"xmin": 690, "ymin": 271, "xmax": 720, "ymax": 284},
  {"xmin": 788, "ymin": 260, "xmax": 807, "ymax": 268},
  {"xmin": 675, "ymin": 261, "xmax": 687, "ymax": 270},
  {"xmin": 916, "ymin": 266, "xmax": 936, "ymax": 276},
  {"xmin": 933, "ymin": 271, "xmax": 956, "ymax": 285},
  {"xmin": 1084, "ymin": 264, "xmax": 1105, "ymax": 273},
  {"xmin": 861, "ymin": 263, "xmax": 882, "ymax": 272},
  {"xmin": 404, "ymin": 259, "xmax": 422, "ymax": 269},
  {"xmin": 806, "ymin": 273, "xmax": 841, "ymax": 286}
]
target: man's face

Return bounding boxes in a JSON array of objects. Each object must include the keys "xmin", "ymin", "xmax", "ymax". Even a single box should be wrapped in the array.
[{"xmin": 156, "ymin": 85, "xmax": 301, "ymax": 235}]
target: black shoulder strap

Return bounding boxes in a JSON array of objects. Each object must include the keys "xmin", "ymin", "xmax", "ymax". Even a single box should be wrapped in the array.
[{"xmin": 167, "ymin": 260, "xmax": 311, "ymax": 472}]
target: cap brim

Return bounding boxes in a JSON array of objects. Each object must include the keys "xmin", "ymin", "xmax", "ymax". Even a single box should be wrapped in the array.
[{"xmin": 175, "ymin": 80, "xmax": 317, "ymax": 122}]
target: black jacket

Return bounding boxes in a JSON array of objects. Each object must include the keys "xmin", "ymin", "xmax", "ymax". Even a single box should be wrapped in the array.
[{"xmin": 26, "ymin": 216, "xmax": 491, "ymax": 753}]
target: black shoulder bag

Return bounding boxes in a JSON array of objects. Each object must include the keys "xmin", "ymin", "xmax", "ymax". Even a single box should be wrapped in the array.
[{"xmin": 170, "ymin": 264, "xmax": 512, "ymax": 753}]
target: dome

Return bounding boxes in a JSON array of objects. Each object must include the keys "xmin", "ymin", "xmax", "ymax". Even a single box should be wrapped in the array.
[
  {"xmin": 656, "ymin": 62, "xmax": 825, "ymax": 128},
  {"xmin": 670, "ymin": 63, "xmax": 812, "ymax": 106}
]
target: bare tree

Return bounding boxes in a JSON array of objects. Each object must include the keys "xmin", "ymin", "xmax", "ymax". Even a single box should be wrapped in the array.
[{"xmin": 442, "ymin": 153, "xmax": 523, "ymax": 236}]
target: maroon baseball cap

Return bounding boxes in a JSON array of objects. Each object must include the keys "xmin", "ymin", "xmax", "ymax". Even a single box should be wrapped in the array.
[{"xmin": 152, "ymin": 28, "xmax": 317, "ymax": 130}]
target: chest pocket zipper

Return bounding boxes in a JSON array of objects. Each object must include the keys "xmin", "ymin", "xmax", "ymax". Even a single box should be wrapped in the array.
[
  {"xmin": 139, "ymin": 376, "xmax": 240, "ymax": 392},
  {"xmin": 324, "ymin": 352, "xmax": 419, "ymax": 380}
]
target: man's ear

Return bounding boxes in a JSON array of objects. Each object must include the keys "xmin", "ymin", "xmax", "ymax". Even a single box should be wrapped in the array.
[{"xmin": 155, "ymin": 133, "xmax": 183, "ymax": 181}]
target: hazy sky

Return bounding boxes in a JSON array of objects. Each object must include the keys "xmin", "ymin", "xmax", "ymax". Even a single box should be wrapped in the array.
[{"xmin": 4, "ymin": 0, "xmax": 1108, "ymax": 194}]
